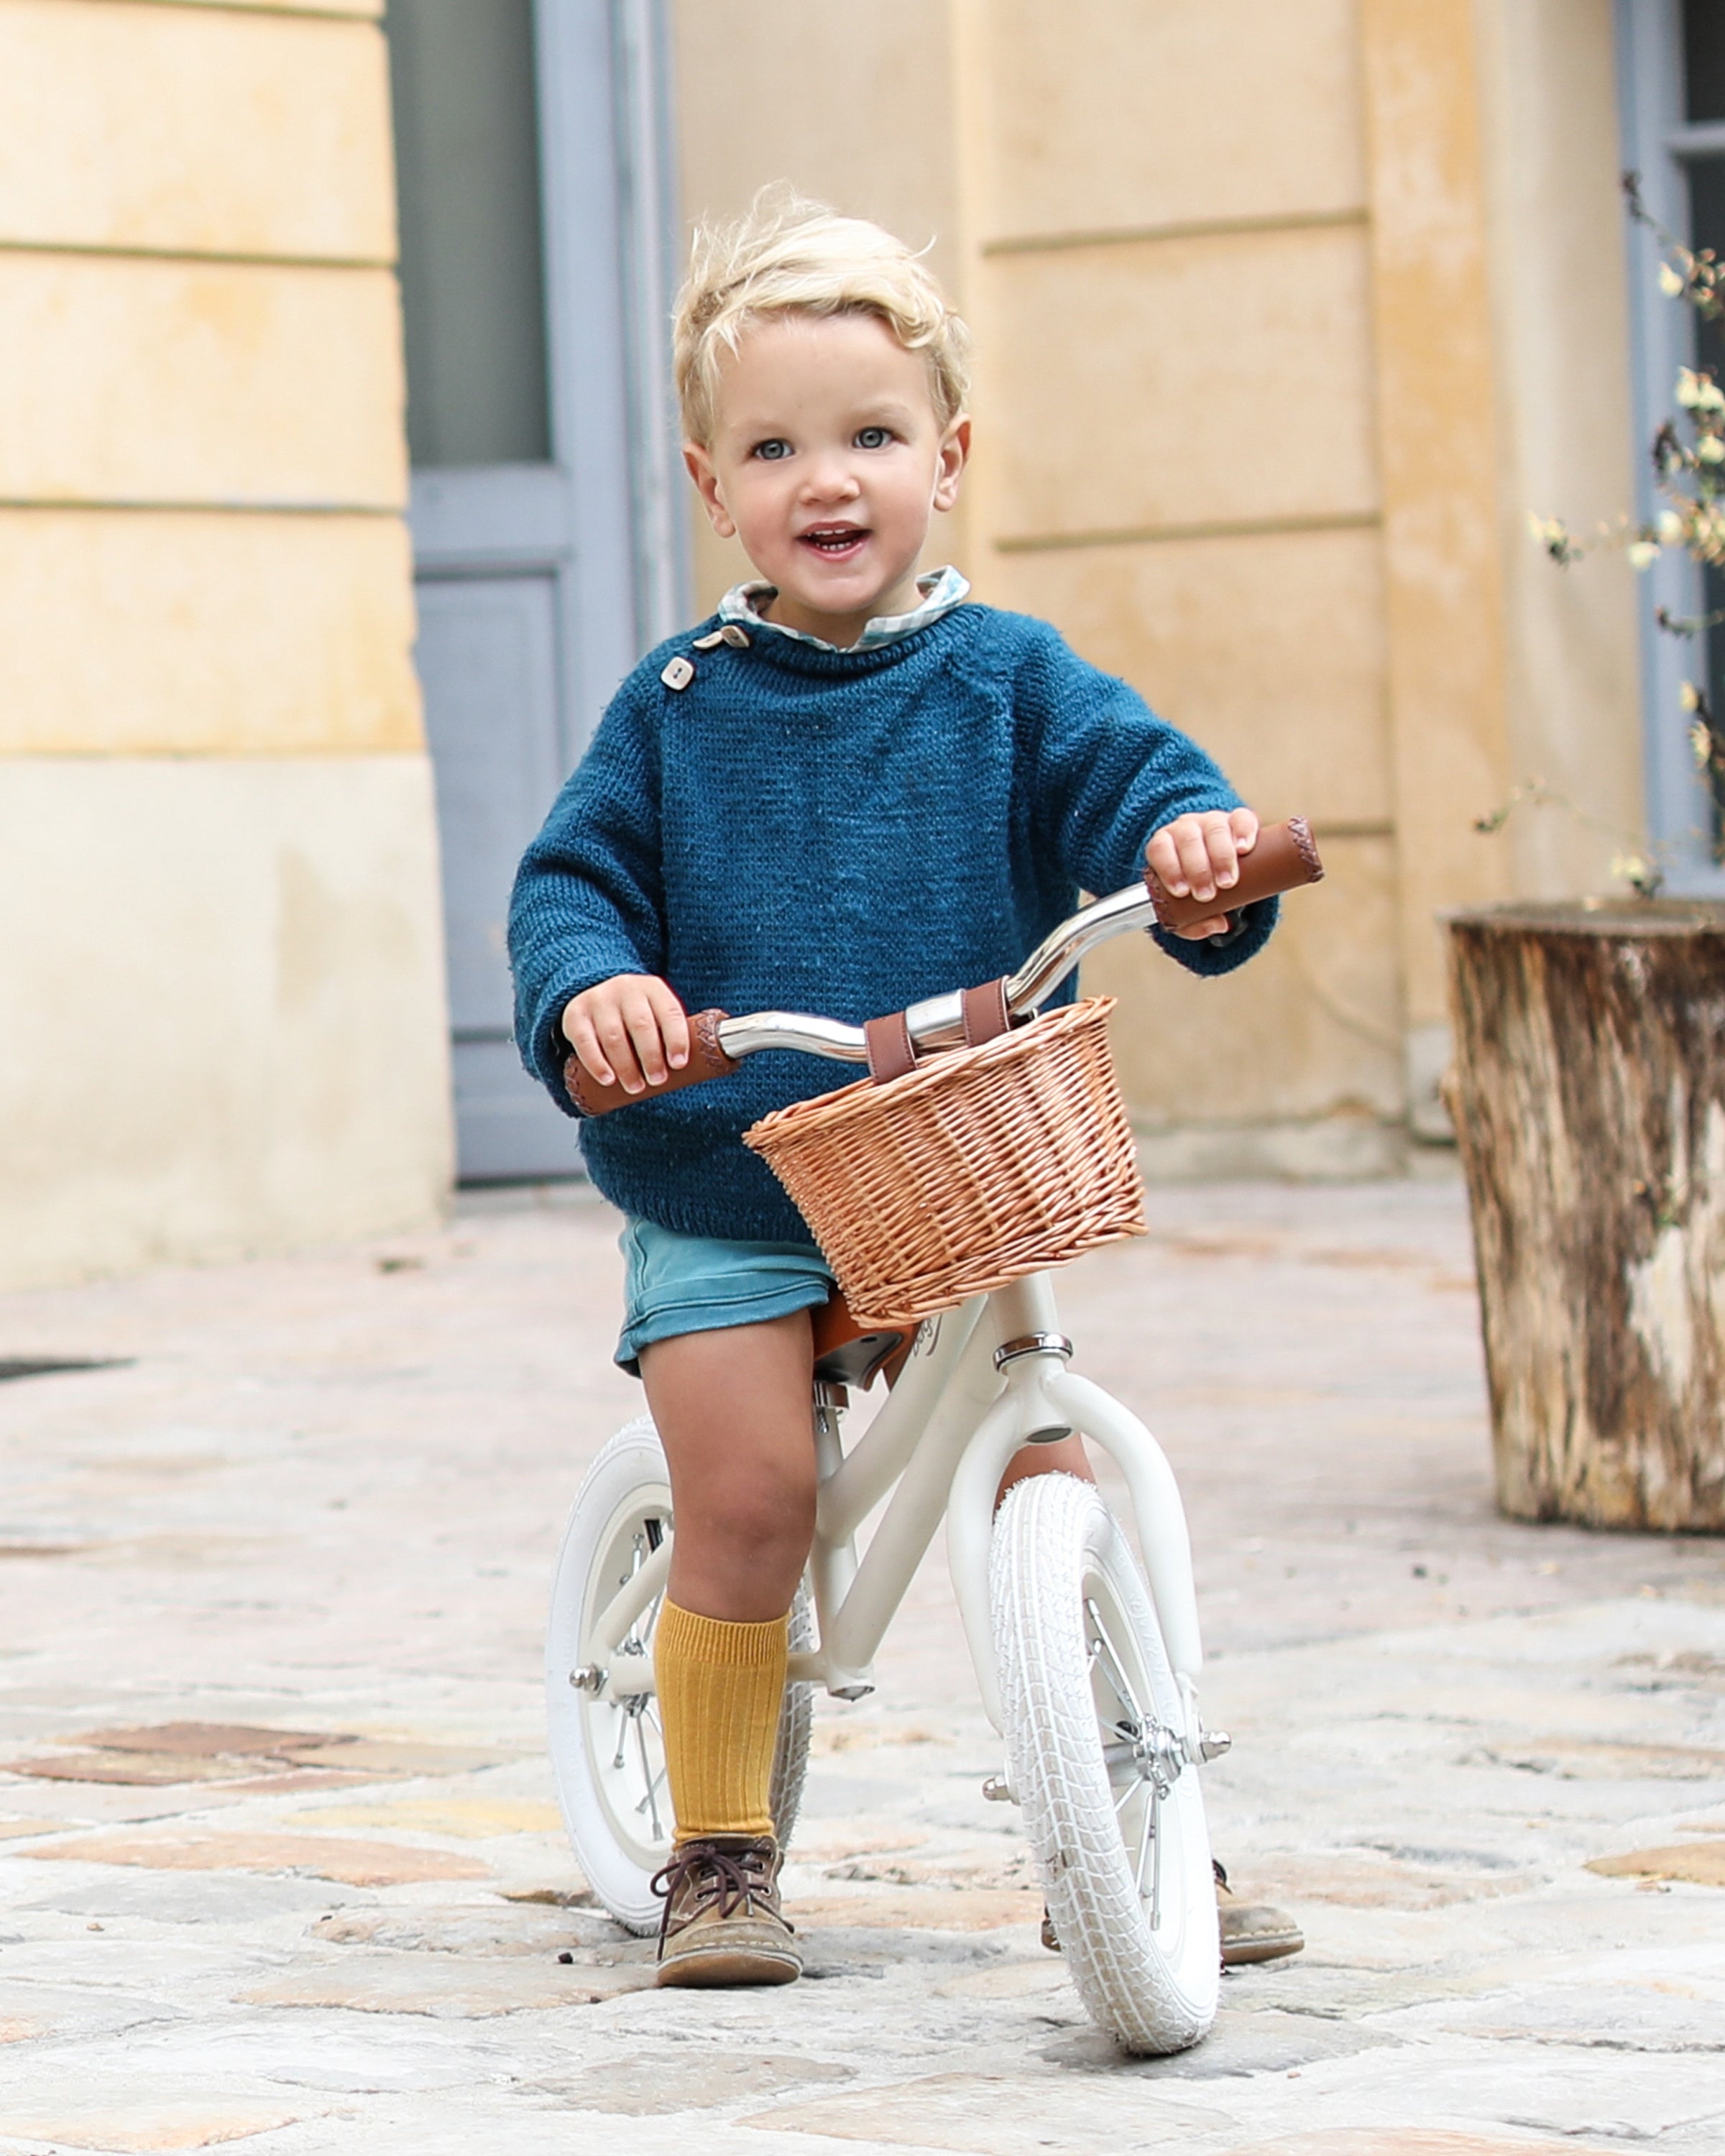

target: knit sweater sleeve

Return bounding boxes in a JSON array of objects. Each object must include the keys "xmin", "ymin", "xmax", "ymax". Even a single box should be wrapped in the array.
[
  {"xmin": 507, "ymin": 674, "xmax": 667, "ymax": 1107},
  {"xmin": 1013, "ymin": 622, "xmax": 1276, "ymax": 978}
]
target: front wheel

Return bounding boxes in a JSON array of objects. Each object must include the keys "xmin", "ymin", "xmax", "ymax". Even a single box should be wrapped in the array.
[
  {"xmin": 992, "ymin": 1471, "xmax": 1218, "ymax": 2053},
  {"xmin": 545, "ymin": 1415, "xmax": 812, "ymax": 1933}
]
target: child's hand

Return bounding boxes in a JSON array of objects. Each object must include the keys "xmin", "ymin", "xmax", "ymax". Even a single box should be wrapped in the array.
[
  {"xmin": 1146, "ymin": 808, "xmax": 1261, "ymax": 939},
  {"xmin": 561, "ymin": 975, "xmax": 691, "ymax": 1095}
]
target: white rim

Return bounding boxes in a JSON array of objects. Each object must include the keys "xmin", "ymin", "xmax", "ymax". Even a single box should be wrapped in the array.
[
  {"xmin": 1082, "ymin": 1552, "xmax": 1205, "ymax": 1965},
  {"xmin": 576, "ymin": 1483, "xmax": 675, "ymax": 1871}
]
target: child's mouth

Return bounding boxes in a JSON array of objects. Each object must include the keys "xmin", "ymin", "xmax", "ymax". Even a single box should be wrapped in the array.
[{"xmin": 798, "ymin": 525, "xmax": 869, "ymax": 558}]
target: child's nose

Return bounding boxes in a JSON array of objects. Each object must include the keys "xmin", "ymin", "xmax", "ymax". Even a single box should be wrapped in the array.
[{"xmin": 800, "ymin": 453, "xmax": 860, "ymax": 501}]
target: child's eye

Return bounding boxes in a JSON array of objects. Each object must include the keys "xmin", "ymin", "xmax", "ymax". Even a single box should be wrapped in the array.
[
  {"xmin": 855, "ymin": 425, "xmax": 893, "ymax": 450},
  {"xmin": 751, "ymin": 438, "xmax": 792, "ymax": 461}
]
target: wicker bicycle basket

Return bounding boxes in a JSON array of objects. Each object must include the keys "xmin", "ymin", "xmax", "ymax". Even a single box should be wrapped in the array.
[{"xmin": 742, "ymin": 996, "xmax": 1146, "ymax": 1326}]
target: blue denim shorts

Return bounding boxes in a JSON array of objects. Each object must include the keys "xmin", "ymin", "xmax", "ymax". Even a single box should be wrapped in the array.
[{"xmin": 615, "ymin": 1217, "xmax": 836, "ymax": 1375}]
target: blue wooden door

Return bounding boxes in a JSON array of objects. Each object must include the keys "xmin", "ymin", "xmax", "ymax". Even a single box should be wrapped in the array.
[{"xmin": 387, "ymin": 0, "xmax": 684, "ymax": 1178}]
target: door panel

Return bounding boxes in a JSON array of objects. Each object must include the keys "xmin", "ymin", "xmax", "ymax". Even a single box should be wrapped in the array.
[
  {"xmin": 387, "ymin": 0, "xmax": 551, "ymax": 467},
  {"xmin": 416, "ymin": 572, "xmax": 576, "ymax": 1180},
  {"xmin": 390, "ymin": 0, "xmax": 681, "ymax": 1177},
  {"xmin": 451, "ymin": 1036, "xmax": 577, "ymax": 1182}
]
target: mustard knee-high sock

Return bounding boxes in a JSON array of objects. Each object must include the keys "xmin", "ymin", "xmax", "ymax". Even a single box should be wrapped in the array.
[{"xmin": 656, "ymin": 1598, "xmax": 788, "ymax": 1845}]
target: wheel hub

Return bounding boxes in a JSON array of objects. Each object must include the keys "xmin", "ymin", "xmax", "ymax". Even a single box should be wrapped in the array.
[
  {"xmin": 1133, "ymin": 1723, "xmax": 1183, "ymax": 1795},
  {"xmin": 1105, "ymin": 1721, "xmax": 1184, "ymax": 1795}
]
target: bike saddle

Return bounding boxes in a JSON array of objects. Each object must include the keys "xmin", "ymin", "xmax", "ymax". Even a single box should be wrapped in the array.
[{"xmin": 810, "ymin": 1293, "xmax": 911, "ymax": 1392}]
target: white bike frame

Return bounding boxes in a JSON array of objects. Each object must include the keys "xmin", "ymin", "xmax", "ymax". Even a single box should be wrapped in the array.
[
  {"xmin": 578, "ymin": 1267, "xmax": 1210, "ymax": 1758},
  {"xmin": 566, "ymin": 844, "xmax": 1328, "ymax": 1767}
]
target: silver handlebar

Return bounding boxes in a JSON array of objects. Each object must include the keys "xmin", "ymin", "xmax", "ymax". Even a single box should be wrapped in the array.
[{"xmin": 714, "ymin": 881, "xmax": 1162, "ymax": 1066}]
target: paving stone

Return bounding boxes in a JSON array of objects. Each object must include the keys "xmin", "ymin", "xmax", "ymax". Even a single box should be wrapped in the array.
[
  {"xmin": 742, "ymin": 2069, "xmax": 1231, "ymax": 2151},
  {"xmin": 809, "ymin": 1719, "xmax": 950, "ymax": 1756},
  {"xmin": 0, "ymin": 2100, "xmax": 307, "ymax": 2151},
  {"xmin": 783, "ymin": 1826, "xmax": 931, "ymax": 1864},
  {"xmin": 0, "ymin": 1980, "xmax": 177, "ymax": 2040},
  {"xmin": 1251, "ymin": 2042, "xmax": 1725, "ymax": 2143},
  {"xmin": 1473, "ymin": 1736, "xmax": 1725, "ymax": 1781},
  {"xmin": 933, "ymin": 1956, "xmax": 1072, "ymax": 1999},
  {"xmin": 794, "ymin": 1770, "xmax": 931, "ymax": 1818},
  {"xmin": 6, "ymin": 1755, "xmax": 380, "ymax": 1793},
  {"xmin": 544, "ymin": 2049, "xmax": 855, "ymax": 2114},
  {"xmin": 308, "ymin": 1901, "xmax": 621, "ymax": 1957},
  {"xmin": 822, "ymin": 1851, "xmax": 1036, "ymax": 1889},
  {"xmin": 1392, "ymin": 1978, "xmax": 1725, "ymax": 2054},
  {"xmin": 791, "ymin": 1924, "xmax": 1008, "ymax": 1967},
  {"xmin": 115, "ymin": 2012, "xmax": 500, "ymax": 2092},
  {"xmin": 22, "ymin": 1832, "xmax": 492, "ymax": 1886},
  {"xmin": 41, "ymin": 1720, "xmax": 337, "ymax": 1755},
  {"xmin": 1214, "ymin": 1851, "xmax": 1533, "ymax": 1912},
  {"xmin": 787, "ymin": 1888, "xmax": 1044, "ymax": 1930},
  {"xmin": 292, "ymin": 1797, "xmax": 563, "ymax": 1838},
  {"xmin": 1042, "ymin": 2005, "xmax": 1396, "ymax": 2079},
  {"xmin": 16, "ymin": 1871, "xmax": 349, "ymax": 1922},
  {"xmin": 1211, "ymin": 2136, "xmax": 1631, "ymax": 2155},
  {"xmin": 0, "ymin": 1722, "xmax": 515, "ymax": 1796},
  {"xmin": 237, "ymin": 1948, "xmax": 653, "ymax": 2014},
  {"xmin": 1586, "ymin": 1843, "xmax": 1725, "ymax": 1886},
  {"xmin": 1611, "ymin": 1649, "xmax": 1725, "ymax": 1697}
]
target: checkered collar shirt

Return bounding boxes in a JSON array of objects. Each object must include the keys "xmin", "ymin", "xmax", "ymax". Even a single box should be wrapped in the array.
[{"xmin": 717, "ymin": 565, "xmax": 971, "ymax": 653}]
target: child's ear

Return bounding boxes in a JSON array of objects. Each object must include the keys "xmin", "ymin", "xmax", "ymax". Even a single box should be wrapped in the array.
[
  {"xmin": 932, "ymin": 416, "xmax": 970, "ymax": 513},
  {"xmin": 684, "ymin": 443, "xmax": 737, "ymax": 540}
]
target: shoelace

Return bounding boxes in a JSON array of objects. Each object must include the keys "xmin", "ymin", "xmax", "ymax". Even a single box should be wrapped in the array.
[{"xmin": 650, "ymin": 1842, "xmax": 781, "ymax": 1946}]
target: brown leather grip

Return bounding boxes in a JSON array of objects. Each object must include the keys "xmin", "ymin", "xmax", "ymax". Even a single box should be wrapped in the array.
[
  {"xmin": 961, "ymin": 978, "xmax": 1011, "ymax": 1046},
  {"xmin": 1144, "ymin": 816, "xmax": 1324, "ymax": 931},
  {"xmin": 862, "ymin": 979, "xmax": 1011, "ymax": 1088},
  {"xmin": 564, "ymin": 1008, "xmax": 738, "ymax": 1117},
  {"xmin": 864, "ymin": 1011, "xmax": 917, "ymax": 1082}
]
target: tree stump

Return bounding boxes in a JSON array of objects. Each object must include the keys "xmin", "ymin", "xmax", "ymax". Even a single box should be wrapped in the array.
[{"xmin": 1446, "ymin": 901, "xmax": 1725, "ymax": 1531}]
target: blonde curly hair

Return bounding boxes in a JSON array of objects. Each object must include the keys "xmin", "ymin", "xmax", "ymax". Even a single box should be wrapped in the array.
[{"xmin": 673, "ymin": 188, "xmax": 971, "ymax": 446}]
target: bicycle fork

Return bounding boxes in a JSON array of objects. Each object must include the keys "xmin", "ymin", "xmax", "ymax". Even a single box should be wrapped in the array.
[{"xmin": 945, "ymin": 1274, "xmax": 1222, "ymax": 1774}]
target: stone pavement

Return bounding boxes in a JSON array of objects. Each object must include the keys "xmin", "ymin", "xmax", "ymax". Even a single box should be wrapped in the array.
[{"xmin": 0, "ymin": 1174, "xmax": 1721, "ymax": 2155}]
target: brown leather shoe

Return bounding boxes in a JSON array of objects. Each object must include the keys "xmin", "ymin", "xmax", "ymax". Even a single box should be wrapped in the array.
[
  {"xmin": 1039, "ymin": 1859, "xmax": 1304, "ymax": 1968},
  {"xmin": 1214, "ymin": 1858, "xmax": 1304, "ymax": 1966},
  {"xmin": 653, "ymin": 1834, "xmax": 801, "ymax": 1988}
]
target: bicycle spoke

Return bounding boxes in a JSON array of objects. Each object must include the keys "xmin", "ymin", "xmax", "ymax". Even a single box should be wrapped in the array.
[
  {"xmin": 1133, "ymin": 1779, "xmax": 1154, "ymax": 1895},
  {"xmin": 1085, "ymin": 1597, "xmax": 1144, "ymax": 1728},
  {"xmin": 634, "ymin": 1756, "xmax": 668, "ymax": 1822},
  {"xmin": 632, "ymin": 1714, "xmax": 665, "ymax": 1838}
]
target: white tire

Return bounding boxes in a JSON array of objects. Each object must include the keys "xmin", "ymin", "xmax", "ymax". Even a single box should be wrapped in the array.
[
  {"xmin": 546, "ymin": 1415, "xmax": 811, "ymax": 1933},
  {"xmin": 992, "ymin": 1471, "xmax": 1218, "ymax": 2053}
]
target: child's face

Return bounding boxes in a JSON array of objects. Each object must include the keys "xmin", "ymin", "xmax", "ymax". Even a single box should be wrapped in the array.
[{"xmin": 684, "ymin": 311, "xmax": 969, "ymax": 648}]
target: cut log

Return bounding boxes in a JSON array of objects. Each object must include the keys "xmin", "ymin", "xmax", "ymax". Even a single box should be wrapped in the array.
[{"xmin": 1445, "ymin": 900, "xmax": 1725, "ymax": 1531}]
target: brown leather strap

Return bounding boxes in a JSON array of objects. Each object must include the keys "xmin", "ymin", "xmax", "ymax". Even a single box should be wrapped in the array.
[
  {"xmin": 960, "ymin": 977, "xmax": 1011, "ymax": 1047},
  {"xmin": 1144, "ymin": 815, "xmax": 1325, "ymax": 931},
  {"xmin": 864, "ymin": 1011, "xmax": 917, "ymax": 1083},
  {"xmin": 564, "ymin": 1008, "xmax": 737, "ymax": 1117}
]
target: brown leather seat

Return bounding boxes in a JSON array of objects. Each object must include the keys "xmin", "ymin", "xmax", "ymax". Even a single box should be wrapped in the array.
[{"xmin": 809, "ymin": 1291, "xmax": 911, "ymax": 1392}]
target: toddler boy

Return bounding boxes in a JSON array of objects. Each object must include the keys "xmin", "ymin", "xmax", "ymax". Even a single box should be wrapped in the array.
[{"xmin": 510, "ymin": 193, "xmax": 1295, "ymax": 1986}]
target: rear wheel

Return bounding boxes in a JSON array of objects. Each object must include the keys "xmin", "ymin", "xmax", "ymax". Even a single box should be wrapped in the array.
[
  {"xmin": 992, "ymin": 1471, "xmax": 1218, "ymax": 2053},
  {"xmin": 545, "ymin": 1415, "xmax": 811, "ymax": 1933}
]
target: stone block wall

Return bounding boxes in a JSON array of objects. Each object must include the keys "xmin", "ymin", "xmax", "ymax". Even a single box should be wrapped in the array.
[
  {"xmin": 0, "ymin": 0, "xmax": 451, "ymax": 1287},
  {"xmin": 669, "ymin": 0, "xmax": 1645, "ymax": 1174}
]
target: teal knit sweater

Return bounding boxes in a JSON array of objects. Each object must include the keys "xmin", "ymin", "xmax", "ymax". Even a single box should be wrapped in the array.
[{"xmin": 509, "ymin": 603, "xmax": 1274, "ymax": 1240}]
